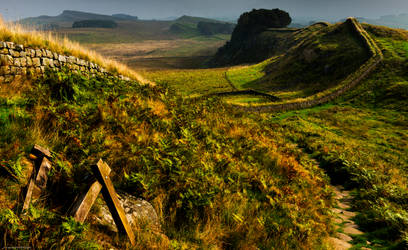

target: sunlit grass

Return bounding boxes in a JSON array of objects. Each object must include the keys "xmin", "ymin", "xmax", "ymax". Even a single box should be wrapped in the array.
[{"xmin": 142, "ymin": 68, "xmax": 234, "ymax": 96}]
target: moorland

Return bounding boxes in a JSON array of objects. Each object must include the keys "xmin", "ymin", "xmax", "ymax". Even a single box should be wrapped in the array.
[{"xmin": 0, "ymin": 8, "xmax": 407, "ymax": 250}]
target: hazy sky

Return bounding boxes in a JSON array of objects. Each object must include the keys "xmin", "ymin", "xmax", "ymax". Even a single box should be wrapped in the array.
[{"xmin": 1, "ymin": 0, "xmax": 408, "ymax": 21}]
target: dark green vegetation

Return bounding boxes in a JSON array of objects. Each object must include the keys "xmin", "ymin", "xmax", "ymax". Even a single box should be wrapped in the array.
[
  {"xmin": 0, "ymin": 70, "xmax": 333, "ymax": 249},
  {"xmin": 72, "ymin": 20, "xmax": 118, "ymax": 29}
]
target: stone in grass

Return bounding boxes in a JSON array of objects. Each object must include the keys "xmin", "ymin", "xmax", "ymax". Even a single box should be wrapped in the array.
[
  {"xmin": 15, "ymin": 44, "xmax": 24, "ymax": 52},
  {"xmin": 92, "ymin": 192, "xmax": 160, "ymax": 233},
  {"xmin": 0, "ymin": 55, "xmax": 13, "ymax": 66}
]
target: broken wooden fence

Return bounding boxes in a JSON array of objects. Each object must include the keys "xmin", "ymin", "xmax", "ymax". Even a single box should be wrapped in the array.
[{"xmin": 22, "ymin": 145, "xmax": 135, "ymax": 246}]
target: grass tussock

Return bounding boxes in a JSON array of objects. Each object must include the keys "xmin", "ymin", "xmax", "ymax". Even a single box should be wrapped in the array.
[{"xmin": 0, "ymin": 17, "xmax": 149, "ymax": 84}]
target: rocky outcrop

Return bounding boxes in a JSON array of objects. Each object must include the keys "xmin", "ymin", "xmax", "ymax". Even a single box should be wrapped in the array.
[
  {"xmin": 0, "ymin": 41, "xmax": 129, "ymax": 83},
  {"xmin": 210, "ymin": 9, "xmax": 293, "ymax": 66}
]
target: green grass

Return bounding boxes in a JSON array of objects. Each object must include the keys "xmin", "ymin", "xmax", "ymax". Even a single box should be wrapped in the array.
[
  {"xmin": 141, "ymin": 68, "xmax": 234, "ymax": 96},
  {"xmin": 0, "ymin": 69, "xmax": 335, "ymax": 249},
  {"xmin": 140, "ymin": 22, "xmax": 408, "ymax": 248},
  {"xmin": 226, "ymin": 58, "xmax": 275, "ymax": 90},
  {"xmin": 223, "ymin": 95, "xmax": 272, "ymax": 105},
  {"xmin": 1, "ymin": 20, "xmax": 408, "ymax": 249}
]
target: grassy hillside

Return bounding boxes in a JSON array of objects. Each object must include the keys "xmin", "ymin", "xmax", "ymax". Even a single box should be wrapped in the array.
[
  {"xmin": 0, "ymin": 69, "xmax": 336, "ymax": 249},
  {"xmin": 19, "ymin": 11, "xmax": 231, "ymax": 43},
  {"xmin": 225, "ymin": 21, "xmax": 370, "ymax": 101},
  {"xmin": 1, "ymin": 12, "xmax": 407, "ymax": 249},
  {"xmin": 0, "ymin": 18, "xmax": 147, "ymax": 83},
  {"xmin": 142, "ymin": 21, "xmax": 408, "ymax": 248}
]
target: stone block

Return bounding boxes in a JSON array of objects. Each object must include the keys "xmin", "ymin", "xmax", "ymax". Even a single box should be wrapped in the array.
[
  {"xmin": 15, "ymin": 67, "xmax": 23, "ymax": 75},
  {"xmin": 26, "ymin": 57, "xmax": 33, "ymax": 67},
  {"xmin": 20, "ymin": 57, "xmax": 27, "ymax": 67},
  {"xmin": 14, "ymin": 58, "xmax": 21, "ymax": 67},
  {"xmin": 29, "ymin": 49, "xmax": 36, "ymax": 57},
  {"xmin": 0, "ymin": 55, "xmax": 13, "ymax": 66},
  {"xmin": 46, "ymin": 50, "xmax": 53, "ymax": 58},
  {"xmin": 15, "ymin": 44, "xmax": 24, "ymax": 52},
  {"xmin": 32, "ymin": 58, "xmax": 41, "ymax": 67},
  {"xmin": 49, "ymin": 59, "xmax": 54, "ymax": 68},
  {"xmin": 4, "ymin": 75, "xmax": 14, "ymax": 82},
  {"xmin": 0, "ymin": 48, "xmax": 8, "ymax": 54},
  {"xmin": 68, "ymin": 56, "xmax": 76, "ymax": 64},
  {"xmin": 35, "ymin": 49, "xmax": 42, "ymax": 57},
  {"xmin": 0, "ymin": 66, "xmax": 10, "ymax": 75},
  {"xmin": 6, "ymin": 42, "xmax": 15, "ymax": 49},
  {"xmin": 42, "ymin": 58, "xmax": 50, "ymax": 66},
  {"xmin": 58, "ymin": 54, "xmax": 66, "ymax": 63},
  {"xmin": 9, "ymin": 50, "xmax": 20, "ymax": 57}
]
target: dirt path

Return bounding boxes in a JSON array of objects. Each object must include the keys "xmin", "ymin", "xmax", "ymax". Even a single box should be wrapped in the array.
[{"xmin": 328, "ymin": 186, "xmax": 369, "ymax": 250}]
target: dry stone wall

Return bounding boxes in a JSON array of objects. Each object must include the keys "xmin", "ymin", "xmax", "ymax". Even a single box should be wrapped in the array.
[
  {"xmin": 0, "ymin": 41, "xmax": 129, "ymax": 83},
  {"xmin": 234, "ymin": 18, "xmax": 383, "ymax": 113}
]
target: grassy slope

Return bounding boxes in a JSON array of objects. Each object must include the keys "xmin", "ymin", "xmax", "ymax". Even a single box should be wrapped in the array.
[
  {"xmin": 225, "ymin": 21, "xmax": 370, "ymax": 103},
  {"xmin": 0, "ymin": 70, "xmax": 334, "ymax": 249},
  {"xmin": 141, "ymin": 68, "xmax": 234, "ymax": 96},
  {"xmin": 251, "ymin": 23, "xmax": 408, "ymax": 248},
  {"xmin": 0, "ymin": 19, "xmax": 148, "ymax": 83},
  {"xmin": 143, "ymin": 22, "xmax": 408, "ymax": 248}
]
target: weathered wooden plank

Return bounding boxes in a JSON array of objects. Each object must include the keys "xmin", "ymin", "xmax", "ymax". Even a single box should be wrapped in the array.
[
  {"xmin": 35, "ymin": 157, "xmax": 51, "ymax": 189},
  {"xmin": 22, "ymin": 146, "xmax": 52, "ymax": 211},
  {"xmin": 70, "ymin": 177, "xmax": 108, "ymax": 223},
  {"xmin": 32, "ymin": 144, "xmax": 52, "ymax": 159},
  {"xmin": 92, "ymin": 159, "xmax": 135, "ymax": 246},
  {"xmin": 22, "ymin": 179, "xmax": 41, "ymax": 211}
]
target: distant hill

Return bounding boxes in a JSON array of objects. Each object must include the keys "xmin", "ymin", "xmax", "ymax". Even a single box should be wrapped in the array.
[
  {"xmin": 18, "ymin": 11, "xmax": 232, "ymax": 42},
  {"xmin": 72, "ymin": 20, "xmax": 118, "ymax": 29},
  {"xmin": 19, "ymin": 10, "xmax": 119, "ymax": 27},
  {"xmin": 358, "ymin": 14, "xmax": 408, "ymax": 29},
  {"xmin": 111, "ymin": 14, "xmax": 138, "ymax": 21},
  {"xmin": 175, "ymin": 15, "xmax": 226, "ymax": 24}
]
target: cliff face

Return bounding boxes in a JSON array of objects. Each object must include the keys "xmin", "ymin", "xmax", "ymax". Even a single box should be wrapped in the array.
[{"xmin": 210, "ymin": 9, "xmax": 293, "ymax": 66}]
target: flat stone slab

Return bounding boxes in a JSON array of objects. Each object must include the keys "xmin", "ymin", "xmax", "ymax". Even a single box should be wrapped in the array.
[
  {"xmin": 93, "ymin": 192, "xmax": 160, "ymax": 233},
  {"xmin": 328, "ymin": 237, "xmax": 352, "ymax": 250}
]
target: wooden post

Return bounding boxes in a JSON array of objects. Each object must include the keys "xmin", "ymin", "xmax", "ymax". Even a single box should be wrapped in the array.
[
  {"xmin": 69, "ymin": 178, "xmax": 105, "ymax": 223},
  {"xmin": 92, "ymin": 159, "xmax": 136, "ymax": 246},
  {"xmin": 22, "ymin": 145, "xmax": 52, "ymax": 211}
]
